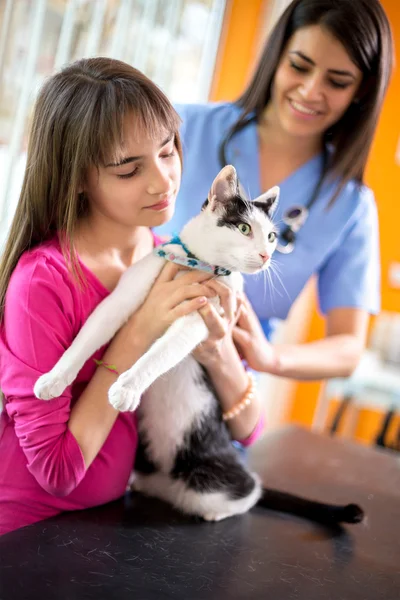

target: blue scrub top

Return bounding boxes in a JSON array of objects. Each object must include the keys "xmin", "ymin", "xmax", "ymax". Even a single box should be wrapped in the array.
[{"xmin": 155, "ymin": 102, "xmax": 380, "ymax": 339}]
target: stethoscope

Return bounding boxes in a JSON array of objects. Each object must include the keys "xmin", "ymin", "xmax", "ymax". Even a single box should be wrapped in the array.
[{"xmin": 218, "ymin": 115, "xmax": 326, "ymax": 254}]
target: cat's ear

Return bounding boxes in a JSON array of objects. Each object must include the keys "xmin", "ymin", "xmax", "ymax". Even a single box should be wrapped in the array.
[
  {"xmin": 253, "ymin": 186, "xmax": 280, "ymax": 217},
  {"xmin": 207, "ymin": 165, "xmax": 238, "ymax": 211}
]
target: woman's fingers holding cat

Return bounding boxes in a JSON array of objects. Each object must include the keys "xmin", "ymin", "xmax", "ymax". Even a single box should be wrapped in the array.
[
  {"xmin": 236, "ymin": 292, "xmax": 266, "ymax": 337},
  {"xmin": 167, "ymin": 283, "xmax": 215, "ymax": 309},
  {"xmin": 192, "ymin": 303, "xmax": 230, "ymax": 366},
  {"xmin": 235, "ymin": 294, "xmax": 245, "ymax": 321},
  {"xmin": 156, "ymin": 263, "xmax": 216, "ymax": 297},
  {"xmin": 202, "ymin": 279, "xmax": 236, "ymax": 322},
  {"xmin": 169, "ymin": 295, "xmax": 210, "ymax": 321},
  {"xmin": 145, "ymin": 262, "xmax": 236, "ymax": 344},
  {"xmin": 198, "ymin": 302, "xmax": 228, "ymax": 339},
  {"xmin": 232, "ymin": 293, "xmax": 278, "ymax": 372}
]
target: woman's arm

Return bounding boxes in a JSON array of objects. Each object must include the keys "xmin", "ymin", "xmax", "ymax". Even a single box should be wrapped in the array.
[
  {"xmin": 192, "ymin": 283, "xmax": 263, "ymax": 442},
  {"xmin": 202, "ymin": 332, "xmax": 263, "ymax": 442},
  {"xmin": 3, "ymin": 260, "xmax": 214, "ymax": 496},
  {"xmin": 273, "ymin": 308, "xmax": 368, "ymax": 379},
  {"xmin": 68, "ymin": 262, "xmax": 215, "ymax": 468},
  {"xmin": 67, "ymin": 328, "xmax": 149, "ymax": 470},
  {"xmin": 233, "ymin": 296, "xmax": 369, "ymax": 380}
]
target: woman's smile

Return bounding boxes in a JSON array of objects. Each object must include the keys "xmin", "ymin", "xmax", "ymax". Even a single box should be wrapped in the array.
[{"xmin": 287, "ymin": 98, "xmax": 323, "ymax": 119}]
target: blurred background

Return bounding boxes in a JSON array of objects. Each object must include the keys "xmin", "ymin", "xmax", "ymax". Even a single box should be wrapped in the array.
[{"xmin": 0, "ymin": 0, "xmax": 399, "ymax": 449}]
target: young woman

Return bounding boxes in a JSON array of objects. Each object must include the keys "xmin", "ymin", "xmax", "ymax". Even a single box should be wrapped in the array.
[
  {"xmin": 0, "ymin": 58, "xmax": 263, "ymax": 535},
  {"xmin": 158, "ymin": 0, "xmax": 393, "ymax": 380}
]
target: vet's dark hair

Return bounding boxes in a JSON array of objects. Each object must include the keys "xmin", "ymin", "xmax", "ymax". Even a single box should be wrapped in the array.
[{"xmin": 221, "ymin": 0, "xmax": 393, "ymax": 199}]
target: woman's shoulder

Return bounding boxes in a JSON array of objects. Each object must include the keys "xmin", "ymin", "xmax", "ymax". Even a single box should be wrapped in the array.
[
  {"xmin": 340, "ymin": 181, "xmax": 377, "ymax": 220},
  {"xmin": 7, "ymin": 237, "xmax": 76, "ymax": 305},
  {"xmin": 325, "ymin": 178, "xmax": 377, "ymax": 227},
  {"xmin": 175, "ymin": 100, "xmax": 241, "ymax": 118},
  {"xmin": 174, "ymin": 101, "xmax": 242, "ymax": 137},
  {"xmin": 14, "ymin": 235, "xmax": 69, "ymax": 277},
  {"xmin": 2, "ymin": 237, "xmax": 83, "ymax": 344},
  {"xmin": 341, "ymin": 179, "xmax": 375, "ymax": 202}
]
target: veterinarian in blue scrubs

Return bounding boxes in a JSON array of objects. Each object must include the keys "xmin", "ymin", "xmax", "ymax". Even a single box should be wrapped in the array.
[{"xmin": 157, "ymin": 0, "xmax": 393, "ymax": 381}]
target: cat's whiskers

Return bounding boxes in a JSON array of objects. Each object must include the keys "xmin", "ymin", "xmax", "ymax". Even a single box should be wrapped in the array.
[
  {"xmin": 252, "ymin": 269, "xmax": 271, "ymax": 307},
  {"xmin": 243, "ymin": 257, "xmax": 265, "ymax": 272},
  {"xmin": 269, "ymin": 259, "xmax": 290, "ymax": 301},
  {"xmin": 265, "ymin": 267, "xmax": 275, "ymax": 308}
]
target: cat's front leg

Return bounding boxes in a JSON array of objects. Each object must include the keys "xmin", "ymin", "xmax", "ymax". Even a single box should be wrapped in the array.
[
  {"xmin": 33, "ymin": 292, "xmax": 127, "ymax": 400},
  {"xmin": 109, "ymin": 311, "xmax": 208, "ymax": 411},
  {"xmin": 34, "ymin": 254, "xmax": 164, "ymax": 400}
]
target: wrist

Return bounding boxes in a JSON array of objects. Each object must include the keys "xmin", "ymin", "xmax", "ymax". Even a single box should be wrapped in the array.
[
  {"xmin": 266, "ymin": 347, "xmax": 283, "ymax": 376},
  {"xmin": 104, "ymin": 324, "xmax": 149, "ymax": 373},
  {"xmin": 204, "ymin": 337, "xmax": 240, "ymax": 374},
  {"xmin": 222, "ymin": 372, "xmax": 255, "ymax": 422}
]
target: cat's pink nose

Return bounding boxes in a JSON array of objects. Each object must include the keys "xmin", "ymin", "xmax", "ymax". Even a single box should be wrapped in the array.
[{"xmin": 259, "ymin": 253, "xmax": 270, "ymax": 263}]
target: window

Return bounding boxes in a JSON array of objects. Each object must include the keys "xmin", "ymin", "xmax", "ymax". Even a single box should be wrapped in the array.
[{"xmin": 0, "ymin": 0, "xmax": 226, "ymax": 240}]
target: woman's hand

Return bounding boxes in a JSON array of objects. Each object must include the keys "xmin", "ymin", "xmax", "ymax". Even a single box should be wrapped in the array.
[
  {"xmin": 192, "ymin": 279, "xmax": 238, "ymax": 368},
  {"xmin": 192, "ymin": 283, "xmax": 263, "ymax": 442},
  {"xmin": 232, "ymin": 294, "xmax": 280, "ymax": 374},
  {"xmin": 116, "ymin": 262, "xmax": 215, "ymax": 363}
]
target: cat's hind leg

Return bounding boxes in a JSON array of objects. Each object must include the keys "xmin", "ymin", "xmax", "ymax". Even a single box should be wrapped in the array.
[
  {"xmin": 200, "ymin": 474, "xmax": 262, "ymax": 522},
  {"xmin": 171, "ymin": 449, "xmax": 264, "ymax": 521},
  {"xmin": 132, "ymin": 471, "xmax": 262, "ymax": 522}
]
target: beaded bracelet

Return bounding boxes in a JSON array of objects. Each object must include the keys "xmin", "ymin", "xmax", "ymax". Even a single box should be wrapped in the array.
[{"xmin": 222, "ymin": 372, "xmax": 256, "ymax": 422}]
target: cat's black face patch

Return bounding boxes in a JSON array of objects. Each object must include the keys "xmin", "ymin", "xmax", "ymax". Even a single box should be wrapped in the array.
[
  {"xmin": 216, "ymin": 194, "xmax": 250, "ymax": 230},
  {"xmin": 201, "ymin": 198, "xmax": 209, "ymax": 210}
]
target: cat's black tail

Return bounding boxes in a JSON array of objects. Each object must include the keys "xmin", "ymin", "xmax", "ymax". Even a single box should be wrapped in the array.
[{"xmin": 258, "ymin": 488, "xmax": 364, "ymax": 525}]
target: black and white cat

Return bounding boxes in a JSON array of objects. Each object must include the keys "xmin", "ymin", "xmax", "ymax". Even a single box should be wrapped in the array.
[{"xmin": 34, "ymin": 165, "xmax": 363, "ymax": 525}]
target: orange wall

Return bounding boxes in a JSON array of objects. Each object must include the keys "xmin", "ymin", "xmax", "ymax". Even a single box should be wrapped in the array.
[
  {"xmin": 290, "ymin": 0, "xmax": 400, "ymax": 435},
  {"xmin": 209, "ymin": 0, "xmax": 267, "ymax": 102},
  {"xmin": 369, "ymin": 0, "xmax": 400, "ymax": 313}
]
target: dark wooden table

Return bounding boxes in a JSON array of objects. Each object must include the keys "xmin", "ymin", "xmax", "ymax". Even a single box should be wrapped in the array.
[{"xmin": 1, "ymin": 425, "xmax": 399, "ymax": 600}]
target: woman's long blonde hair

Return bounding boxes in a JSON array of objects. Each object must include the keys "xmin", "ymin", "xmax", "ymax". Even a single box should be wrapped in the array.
[{"xmin": 0, "ymin": 57, "xmax": 182, "ymax": 320}]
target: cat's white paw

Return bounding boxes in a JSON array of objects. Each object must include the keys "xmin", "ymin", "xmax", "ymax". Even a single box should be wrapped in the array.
[
  {"xmin": 108, "ymin": 376, "xmax": 142, "ymax": 412},
  {"xmin": 34, "ymin": 370, "xmax": 75, "ymax": 400}
]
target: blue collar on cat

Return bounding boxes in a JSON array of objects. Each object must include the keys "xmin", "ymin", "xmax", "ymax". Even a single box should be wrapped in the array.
[{"xmin": 154, "ymin": 235, "xmax": 231, "ymax": 276}]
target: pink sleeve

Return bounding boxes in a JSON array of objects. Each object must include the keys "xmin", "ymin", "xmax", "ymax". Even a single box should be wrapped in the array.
[
  {"xmin": 236, "ymin": 412, "xmax": 265, "ymax": 447},
  {"xmin": 1, "ymin": 256, "xmax": 86, "ymax": 496}
]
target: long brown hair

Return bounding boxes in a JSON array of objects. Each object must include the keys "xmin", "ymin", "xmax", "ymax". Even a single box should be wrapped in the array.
[
  {"xmin": 222, "ymin": 0, "xmax": 393, "ymax": 197},
  {"xmin": 0, "ymin": 57, "xmax": 182, "ymax": 320}
]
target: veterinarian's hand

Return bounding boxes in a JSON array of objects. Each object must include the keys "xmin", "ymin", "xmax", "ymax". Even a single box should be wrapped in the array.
[
  {"xmin": 192, "ymin": 280, "xmax": 239, "ymax": 368},
  {"xmin": 125, "ymin": 261, "xmax": 215, "ymax": 353},
  {"xmin": 232, "ymin": 294, "xmax": 279, "ymax": 373}
]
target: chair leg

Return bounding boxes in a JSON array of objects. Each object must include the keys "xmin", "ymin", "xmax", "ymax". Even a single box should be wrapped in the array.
[{"xmin": 329, "ymin": 394, "xmax": 354, "ymax": 436}]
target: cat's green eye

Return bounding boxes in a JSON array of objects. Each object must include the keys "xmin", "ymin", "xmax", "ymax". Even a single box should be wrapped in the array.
[
  {"xmin": 268, "ymin": 231, "xmax": 277, "ymax": 243},
  {"xmin": 238, "ymin": 223, "xmax": 251, "ymax": 236}
]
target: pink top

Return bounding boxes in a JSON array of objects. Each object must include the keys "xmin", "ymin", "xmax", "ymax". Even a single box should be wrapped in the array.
[{"xmin": 0, "ymin": 234, "xmax": 262, "ymax": 536}]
